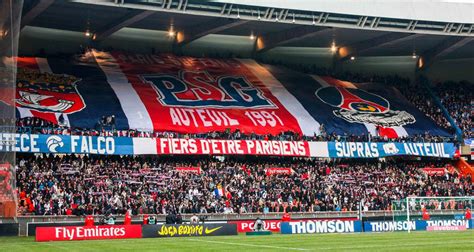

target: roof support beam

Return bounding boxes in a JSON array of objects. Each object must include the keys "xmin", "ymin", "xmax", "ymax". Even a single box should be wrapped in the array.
[
  {"xmin": 419, "ymin": 36, "xmax": 474, "ymax": 70},
  {"xmin": 338, "ymin": 33, "xmax": 422, "ymax": 60},
  {"xmin": 21, "ymin": 0, "xmax": 55, "ymax": 30},
  {"xmin": 176, "ymin": 19, "xmax": 249, "ymax": 46},
  {"xmin": 94, "ymin": 10, "xmax": 155, "ymax": 41},
  {"xmin": 255, "ymin": 26, "xmax": 331, "ymax": 53}
]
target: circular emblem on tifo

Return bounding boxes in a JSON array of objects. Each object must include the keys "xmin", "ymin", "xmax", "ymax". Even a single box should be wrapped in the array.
[
  {"xmin": 315, "ymin": 86, "xmax": 416, "ymax": 127},
  {"xmin": 315, "ymin": 86, "xmax": 390, "ymax": 113}
]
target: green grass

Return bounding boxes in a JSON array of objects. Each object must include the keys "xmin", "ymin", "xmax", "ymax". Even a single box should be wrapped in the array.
[{"xmin": 1, "ymin": 230, "xmax": 473, "ymax": 252}]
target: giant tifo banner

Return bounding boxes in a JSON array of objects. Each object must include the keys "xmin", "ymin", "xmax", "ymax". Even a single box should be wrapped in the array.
[
  {"xmin": 0, "ymin": 133, "xmax": 456, "ymax": 158},
  {"xmin": 1, "ymin": 50, "xmax": 450, "ymax": 139}
]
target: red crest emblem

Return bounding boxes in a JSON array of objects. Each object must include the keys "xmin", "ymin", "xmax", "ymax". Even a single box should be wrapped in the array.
[{"xmin": 15, "ymin": 68, "xmax": 85, "ymax": 114}]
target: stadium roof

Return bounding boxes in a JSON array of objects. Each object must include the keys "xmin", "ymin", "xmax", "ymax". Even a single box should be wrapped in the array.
[{"xmin": 19, "ymin": 0, "xmax": 474, "ymax": 68}]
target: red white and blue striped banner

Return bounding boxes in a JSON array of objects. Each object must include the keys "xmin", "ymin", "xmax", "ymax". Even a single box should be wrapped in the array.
[{"xmin": 4, "ymin": 50, "xmax": 450, "ymax": 139}]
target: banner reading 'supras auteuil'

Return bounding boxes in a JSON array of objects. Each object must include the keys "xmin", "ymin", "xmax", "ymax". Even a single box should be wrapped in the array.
[{"xmin": 8, "ymin": 51, "xmax": 450, "ymax": 139}]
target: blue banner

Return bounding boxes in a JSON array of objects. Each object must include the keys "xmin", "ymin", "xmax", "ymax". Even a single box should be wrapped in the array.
[
  {"xmin": 280, "ymin": 220, "xmax": 362, "ymax": 234},
  {"xmin": 364, "ymin": 221, "xmax": 416, "ymax": 232},
  {"xmin": 0, "ymin": 133, "xmax": 457, "ymax": 158},
  {"xmin": 416, "ymin": 219, "xmax": 473, "ymax": 230},
  {"xmin": 0, "ymin": 133, "xmax": 133, "ymax": 155},
  {"xmin": 327, "ymin": 142, "xmax": 455, "ymax": 158}
]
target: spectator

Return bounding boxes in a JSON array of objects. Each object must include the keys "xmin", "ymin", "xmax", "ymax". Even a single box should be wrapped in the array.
[{"xmin": 15, "ymin": 154, "xmax": 472, "ymax": 216}]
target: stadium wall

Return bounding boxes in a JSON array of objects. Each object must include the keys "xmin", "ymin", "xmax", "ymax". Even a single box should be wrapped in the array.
[
  {"xmin": 259, "ymin": 47, "xmax": 333, "ymax": 69},
  {"xmin": 426, "ymin": 58, "xmax": 474, "ymax": 82},
  {"xmin": 0, "ymin": 223, "xmax": 19, "ymax": 236},
  {"xmin": 2, "ymin": 210, "xmax": 469, "ymax": 236},
  {"xmin": 341, "ymin": 56, "xmax": 417, "ymax": 80}
]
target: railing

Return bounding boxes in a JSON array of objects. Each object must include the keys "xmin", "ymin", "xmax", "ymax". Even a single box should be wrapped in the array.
[
  {"xmin": 2, "ymin": 209, "xmax": 467, "ymax": 223},
  {"xmin": 9, "ymin": 126, "xmax": 456, "ymax": 143},
  {"xmin": 421, "ymin": 77, "xmax": 464, "ymax": 142},
  {"xmin": 1, "ymin": 210, "xmax": 468, "ymax": 236}
]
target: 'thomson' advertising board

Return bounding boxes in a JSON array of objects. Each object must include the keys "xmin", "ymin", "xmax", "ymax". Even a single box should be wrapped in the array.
[
  {"xmin": 142, "ymin": 223, "xmax": 238, "ymax": 238},
  {"xmin": 364, "ymin": 221, "xmax": 417, "ymax": 232},
  {"xmin": 417, "ymin": 219, "xmax": 472, "ymax": 231},
  {"xmin": 280, "ymin": 220, "xmax": 362, "ymax": 234},
  {"xmin": 35, "ymin": 225, "xmax": 142, "ymax": 242},
  {"xmin": 229, "ymin": 218, "xmax": 359, "ymax": 232},
  {"xmin": 364, "ymin": 219, "xmax": 473, "ymax": 232}
]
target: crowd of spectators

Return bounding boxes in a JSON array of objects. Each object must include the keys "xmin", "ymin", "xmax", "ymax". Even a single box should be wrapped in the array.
[
  {"xmin": 16, "ymin": 154, "xmax": 472, "ymax": 216},
  {"xmin": 260, "ymin": 59, "xmax": 472, "ymax": 141},
  {"xmin": 15, "ymin": 117, "xmax": 452, "ymax": 143},
  {"xmin": 11, "ymin": 59, "xmax": 471, "ymax": 143},
  {"xmin": 436, "ymin": 81, "xmax": 473, "ymax": 139}
]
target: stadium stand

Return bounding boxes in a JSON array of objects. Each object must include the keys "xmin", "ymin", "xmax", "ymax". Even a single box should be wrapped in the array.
[
  {"xmin": 12, "ymin": 52, "xmax": 468, "ymax": 143},
  {"xmin": 1, "ymin": 1, "xmax": 474, "ymax": 250},
  {"xmin": 435, "ymin": 82, "xmax": 473, "ymax": 139},
  {"xmin": 15, "ymin": 117, "xmax": 450, "ymax": 143},
  {"xmin": 260, "ymin": 60, "xmax": 471, "ymax": 141},
  {"xmin": 16, "ymin": 154, "xmax": 471, "ymax": 216}
]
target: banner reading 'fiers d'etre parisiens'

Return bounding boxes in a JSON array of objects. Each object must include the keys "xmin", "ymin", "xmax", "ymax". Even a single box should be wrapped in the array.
[{"xmin": 0, "ymin": 133, "xmax": 456, "ymax": 158}]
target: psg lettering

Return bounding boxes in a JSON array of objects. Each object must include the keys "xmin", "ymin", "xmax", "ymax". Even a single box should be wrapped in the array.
[{"xmin": 142, "ymin": 72, "xmax": 276, "ymax": 108}]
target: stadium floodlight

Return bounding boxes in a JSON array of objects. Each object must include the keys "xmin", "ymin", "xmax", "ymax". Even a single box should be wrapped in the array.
[
  {"xmin": 330, "ymin": 42, "xmax": 337, "ymax": 53},
  {"xmin": 168, "ymin": 25, "xmax": 176, "ymax": 37}
]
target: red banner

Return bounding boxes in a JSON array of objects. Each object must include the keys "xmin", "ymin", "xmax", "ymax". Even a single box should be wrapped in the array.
[
  {"xmin": 265, "ymin": 167, "xmax": 293, "ymax": 176},
  {"xmin": 229, "ymin": 218, "xmax": 359, "ymax": 232},
  {"xmin": 176, "ymin": 166, "xmax": 201, "ymax": 174},
  {"xmin": 36, "ymin": 225, "xmax": 142, "ymax": 242},
  {"xmin": 112, "ymin": 52, "xmax": 303, "ymax": 135},
  {"xmin": 422, "ymin": 168, "xmax": 446, "ymax": 176},
  {"xmin": 155, "ymin": 138, "xmax": 309, "ymax": 156},
  {"xmin": 427, "ymin": 225, "xmax": 467, "ymax": 231}
]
